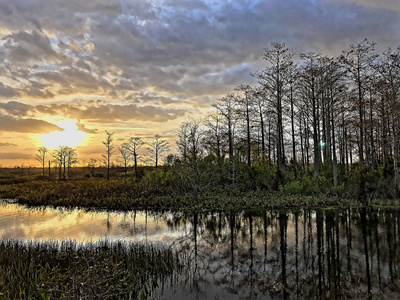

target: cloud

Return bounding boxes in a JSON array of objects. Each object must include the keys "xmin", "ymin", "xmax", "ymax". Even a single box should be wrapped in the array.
[
  {"xmin": 332, "ymin": 0, "xmax": 400, "ymax": 13},
  {"xmin": 0, "ymin": 142, "xmax": 17, "ymax": 147},
  {"xmin": 34, "ymin": 102, "xmax": 186, "ymax": 122},
  {"xmin": 2, "ymin": 30, "xmax": 69, "ymax": 64},
  {"xmin": 76, "ymin": 120, "xmax": 97, "ymax": 134},
  {"xmin": 0, "ymin": 152, "xmax": 33, "ymax": 159},
  {"xmin": 0, "ymin": 82, "xmax": 19, "ymax": 98},
  {"xmin": 0, "ymin": 113, "xmax": 63, "ymax": 133},
  {"xmin": 0, "ymin": 101, "xmax": 34, "ymax": 116},
  {"xmin": 0, "ymin": 0, "xmax": 398, "ymax": 105}
]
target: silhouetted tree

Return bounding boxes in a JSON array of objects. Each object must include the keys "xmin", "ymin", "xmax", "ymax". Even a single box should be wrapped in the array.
[
  {"xmin": 66, "ymin": 147, "xmax": 78, "ymax": 178},
  {"xmin": 147, "ymin": 135, "xmax": 170, "ymax": 168},
  {"xmin": 118, "ymin": 145, "xmax": 131, "ymax": 177},
  {"xmin": 124, "ymin": 137, "xmax": 144, "ymax": 178},
  {"xmin": 102, "ymin": 131, "xmax": 115, "ymax": 180},
  {"xmin": 374, "ymin": 47, "xmax": 400, "ymax": 193},
  {"xmin": 35, "ymin": 146, "xmax": 48, "ymax": 177},
  {"xmin": 340, "ymin": 39, "xmax": 377, "ymax": 165},
  {"xmin": 177, "ymin": 118, "xmax": 204, "ymax": 202},
  {"xmin": 254, "ymin": 42, "xmax": 295, "ymax": 175}
]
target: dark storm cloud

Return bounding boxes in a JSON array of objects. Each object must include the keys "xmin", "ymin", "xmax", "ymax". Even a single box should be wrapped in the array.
[
  {"xmin": 0, "ymin": 0, "xmax": 399, "ymax": 104},
  {"xmin": 0, "ymin": 113, "xmax": 63, "ymax": 133}
]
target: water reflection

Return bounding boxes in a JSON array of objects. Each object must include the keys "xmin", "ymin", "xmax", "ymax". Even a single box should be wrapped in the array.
[
  {"xmin": 161, "ymin": 209, "xmax": 400, "ymax": 299},
  {"xmin": 0, "ymin": 202, "xmax": 186, "ymax": 244},
  {"xmin": 1, "ymin": 201, "xmax": 400, "ymax": 299}
]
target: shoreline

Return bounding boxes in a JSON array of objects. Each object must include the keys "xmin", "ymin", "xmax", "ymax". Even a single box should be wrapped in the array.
[{"xmin": 1, "ymin": 179, "xmax": 399, "ymax": 212}]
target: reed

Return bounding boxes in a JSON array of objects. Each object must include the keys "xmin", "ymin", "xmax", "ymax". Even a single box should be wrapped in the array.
[{"xmin": 0, "ymin": 239, "xmax": 180, "ymax": 299}]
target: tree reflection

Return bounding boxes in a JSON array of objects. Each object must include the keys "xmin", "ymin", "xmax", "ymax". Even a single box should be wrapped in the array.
[{"xmin": 156, "ymin": 208, "xmax": 400, "ymax": 299}]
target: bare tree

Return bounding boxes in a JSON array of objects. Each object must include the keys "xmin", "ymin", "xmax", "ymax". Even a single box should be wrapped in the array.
[
  {"xmin": 118, "ymin": 145, "xmax": 131, "ymax": 177},
  {"xmin": 52, "ymin": 146, "xmax": 69, "ymax": 180},
  {"xmin": 375, "ymin": 47, "xmax": 400, "ymax": 193},
  {"xmin": 235, "ymin": 85, "xmax": 255, "ymax": 166},
  {"xmin": 298, "ymin": 52, "xmax": 324, "ymax": 176},
  {"xmin": 102, "ymin": 131, "xmax": 115, "ymax": 180},
  {"xmin": 204, "ymin": 109, "xmax": 222, "ymax": 158},
  {"xmin": 252, "ymin": 86, "xmax": 269, "ymax": 160},
  {"xmin": 213, "ymin": 93, "xmax": 237, "ymax": 160},
  {"xmin": 253, "ymin": 42, "xmax": 295, "ymax": 175},
  {"xmin": 87, "ymin": 158, "xmax": 97, "ymax": 176},
  {"xmin": 177, "ymin": 118, "xmax": 204, "ymax": 202},
  {"xmin": 66, "ymin": 147, "xmax": 78, "ymax": 178},
  {"xmin": 123, "ymin": 137, "xmax": 144, "ymax": 178},
  {"xmin": 340, "ymin": 39, "xmax": 377, "ymax": 165},
  {"xmin": 147, "ymin": 135, "xmax": 170, "ymax": 168},
  {"xmin": 35, "ymin": 146, "xmax": 48, "ymax": 177}
]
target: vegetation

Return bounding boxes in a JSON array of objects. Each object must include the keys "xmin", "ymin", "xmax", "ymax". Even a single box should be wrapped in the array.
[
  {"xmin": 0, "ymin": 161, "xmax": 397, "ymax": 212},
  {"xmin": 0, "ymin": 239, "xmax": 179, "ymax": 299}
]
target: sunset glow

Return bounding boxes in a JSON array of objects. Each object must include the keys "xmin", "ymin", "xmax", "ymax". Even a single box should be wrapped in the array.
[{"xmin": 39, "ymin": 120, "xmax": 87, "ymax": 149}]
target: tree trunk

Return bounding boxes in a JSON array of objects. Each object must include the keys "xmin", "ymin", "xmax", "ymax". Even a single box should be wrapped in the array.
[
  {"xmin": 134, "ymin": 154, "xmax": 138, "ymax": 178},
  {"xmin": 290, "ymin": 84, "xmax": 297, "ymax": 177}
]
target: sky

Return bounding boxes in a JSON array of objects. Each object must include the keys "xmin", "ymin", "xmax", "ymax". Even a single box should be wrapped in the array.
[{"xmin": 0, "ymin": 0, "xmax": 399, "ymax": 167}]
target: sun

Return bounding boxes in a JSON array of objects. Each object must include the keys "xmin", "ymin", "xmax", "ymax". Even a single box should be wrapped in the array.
[{"xmin": 39, "ymin": 119, "xmax": 87, "ymax": 149}]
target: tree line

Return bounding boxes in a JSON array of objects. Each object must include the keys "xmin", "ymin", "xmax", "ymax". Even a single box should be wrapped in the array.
[
  {"xmin": 173, "ymin": 39, "xmax": 400, "ymax": 198},
  {"xmin": 35, "ymin": 133, "xmax": 170, "ymax": 180}
]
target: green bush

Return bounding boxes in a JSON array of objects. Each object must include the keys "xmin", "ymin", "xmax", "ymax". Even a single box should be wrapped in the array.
[
  {"xmin": 252, "ymin": 159, "xmax": 277, "ymax": 190},
  {"xmin": 280, "ymin": 180, "xmax": 303, "ymax": 195}
]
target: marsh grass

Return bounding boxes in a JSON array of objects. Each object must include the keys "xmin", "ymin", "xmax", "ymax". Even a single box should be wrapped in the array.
[
  {"xmin": 0, "ymin": 178, "xmax": 363, "ymax": 212},
  {"xmin": 0, "ymin": 239, "xmax": 180, "ymax": 299}
]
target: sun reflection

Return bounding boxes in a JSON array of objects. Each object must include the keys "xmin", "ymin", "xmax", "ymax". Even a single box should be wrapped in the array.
[{"xmin": 39, "ymin": 119, "xmax": 87, "ymax": 148}]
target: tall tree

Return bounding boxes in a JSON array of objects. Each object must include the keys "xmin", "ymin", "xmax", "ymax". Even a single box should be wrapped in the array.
[
  {"xmin": 254, "ymin": 42, "xmax": 295, "ymax": 175},
  {"xmin": 52, "ymin": 146, "xmax": 69, "ymax": 180},
  {"xmin": 204, "ymin": 109, "xmax": 222, "ymax": 158},
  {"xmin": 375, "ymin": 47, "xmax": 400, "ymax": 193},
  {"xmin": 340, "ymin": 39, "xmax": 377, "ymax": 165},
  {"xmin": 35, "ymin": 146, "xmax": 48, "ymax": 177},
  {"xmin": 124, "ymin": 137, "xmax": 144, "ymax": 178},
  {"xmin": 235, "ymin": 85, "xmax": 255, "ymax": 166},
  {"xmin": 176, "ymin": 123, "xmax": 190, "ymax": 163},
  {"xmin": 102, "ymin": 131, "xmax": 115, "ymax": 180},
  {"xmin": 252, "ymin": 86, "xmax": 268, "ymax": 159},
  {"xmin": 66, "ymin": 147, "xmax": 78, "ymax": 178},
  {"xmin": 298, "ymin": 52, "xmax": 324, "ymax": 176},
  {"xmin": 177, "ymin": 119, "xmax": 204, "ymax": 202},
  {"xmin": 147, "ymin": 135, "xmax": 170, "ymax": 168},
  {"xmin": 118, "ymin": 145, "xmax": 131, "ymax": 177},
  {"xmin": 213, "ymin": 93, "xmax": 237, "ymax": 160}
]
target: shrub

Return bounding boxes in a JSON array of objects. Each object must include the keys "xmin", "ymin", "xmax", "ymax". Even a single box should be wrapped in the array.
[{"xmin": 280, "ymin": 180, "xmax": 303, "ymax": 195}]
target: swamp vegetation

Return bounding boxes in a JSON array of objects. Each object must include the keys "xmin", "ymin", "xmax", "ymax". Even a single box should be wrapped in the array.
[
  {"xmin": 0, "ymin": 239, "xmax": 179, "ymax": 299},
  {"xmin": 0, "ymin": 159, "xmax": 399, "ymax": 212}
]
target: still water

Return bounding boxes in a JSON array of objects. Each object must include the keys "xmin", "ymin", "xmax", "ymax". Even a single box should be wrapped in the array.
[{"xmin": 1, "ymin": 200, "xmax": 400, "ymax": 299}]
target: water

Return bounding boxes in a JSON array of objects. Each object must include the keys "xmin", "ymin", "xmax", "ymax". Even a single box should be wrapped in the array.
[{"xmin": 1, "ymin": 201, "xmax": 400, "ymax": 299}]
